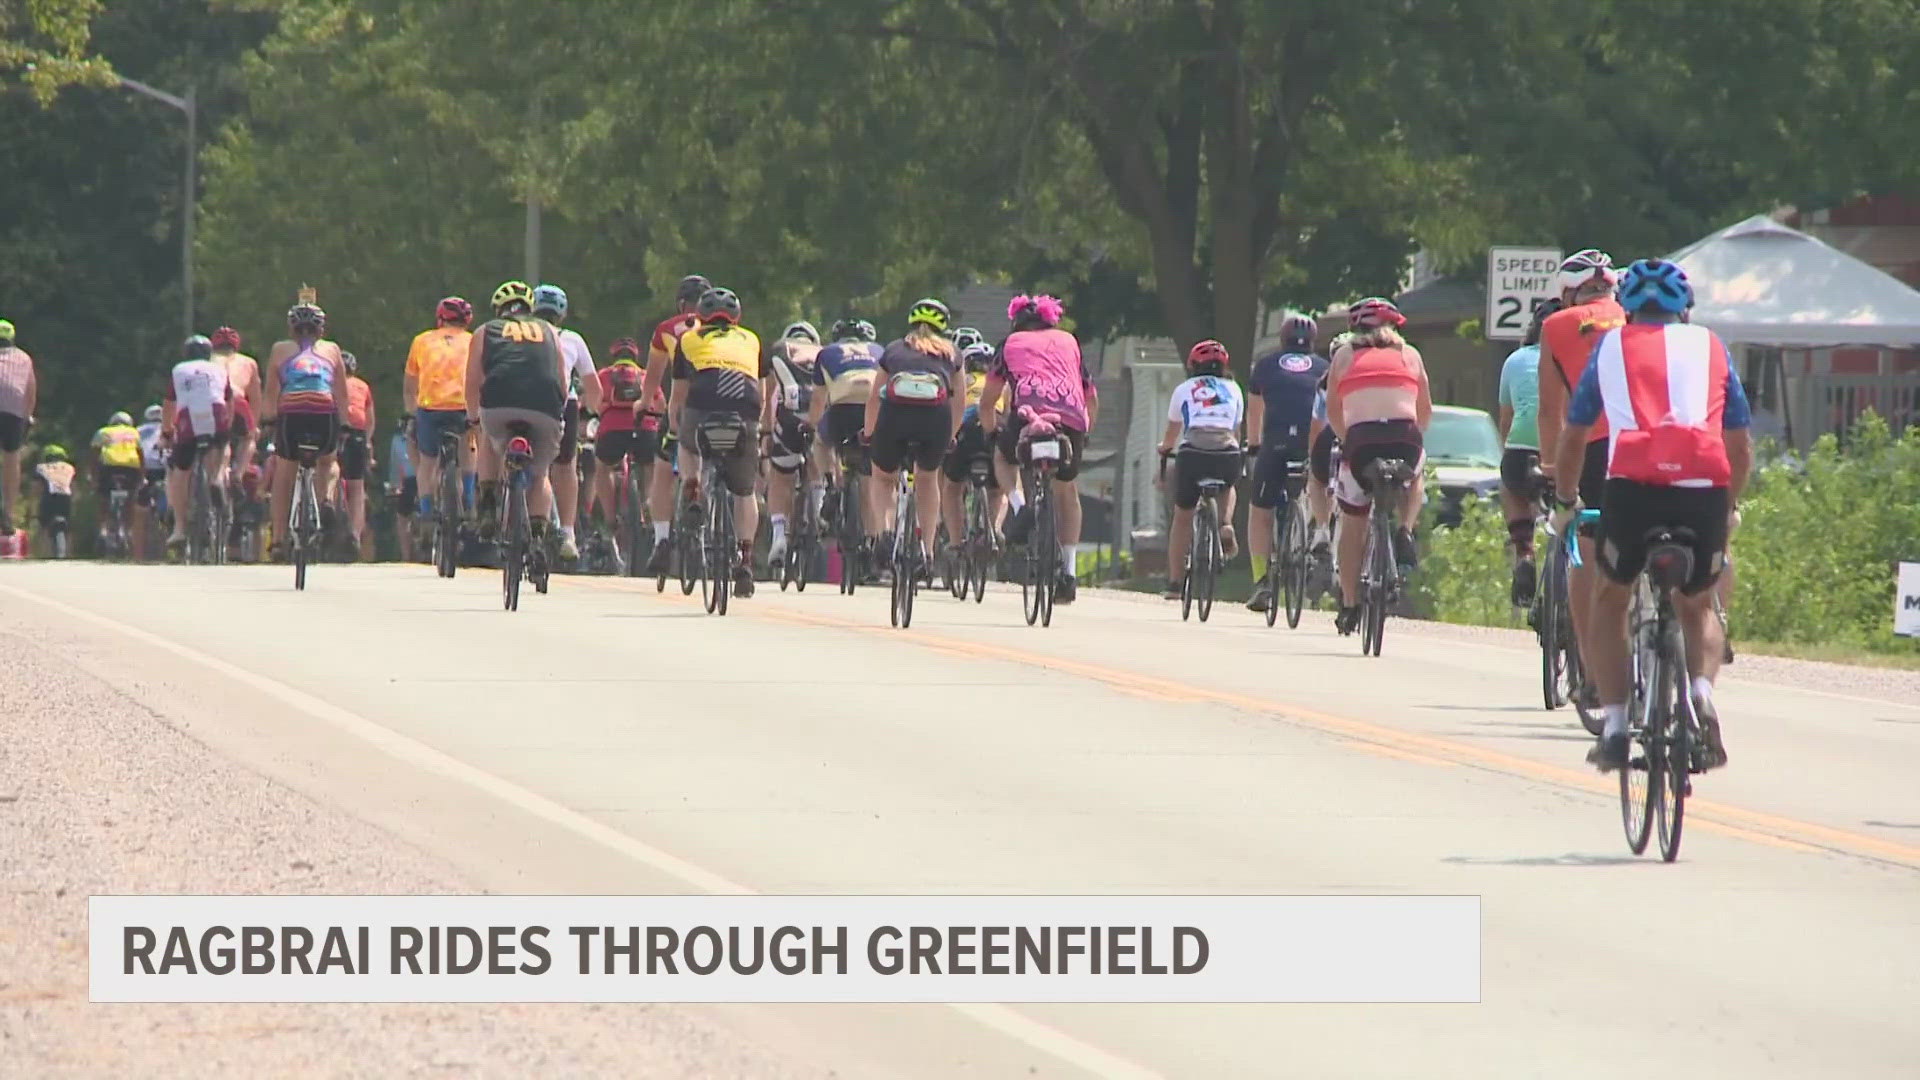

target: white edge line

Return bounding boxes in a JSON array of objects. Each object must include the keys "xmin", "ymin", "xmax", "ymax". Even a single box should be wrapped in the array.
[{"xmin": 4, "ymin": 581, "xmax": 1163, "ymax": 1080}]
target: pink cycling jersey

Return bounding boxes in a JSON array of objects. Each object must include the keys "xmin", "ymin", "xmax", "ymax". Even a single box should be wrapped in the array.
[
  {"xmin": 0, "ymin": 347, "xmax": 32, "ymax": 416},
  {"xmin": 995, "ymin": 328, "xmax": 1090, "ymax": 433}
]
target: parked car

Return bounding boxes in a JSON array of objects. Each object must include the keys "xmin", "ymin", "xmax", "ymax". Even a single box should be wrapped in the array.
[{"xmin": 1425, "ymin": 405, "xmax": 1503, "ymax": 527}]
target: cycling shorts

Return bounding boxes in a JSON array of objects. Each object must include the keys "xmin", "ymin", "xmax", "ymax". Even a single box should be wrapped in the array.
[
  {"xmin": 1309, "ymin": 425, "xmax": 1337, "ymax": 486},
  {"xmin": 1249, "ymin": 439, "xmax": 1308, "ymax": 510},
  {"xmin": 1500, "ymin": 448, "xmax": 1543, "ymax": 499},
  {"xmin": 1335, "ymin": 419, "xmax": 1423, "ymax": 514},
  {"xmin": 0, "ymin": 412, "xmax": 24, "ymax": 453},
  {"xmin": 275, "ymin": 412, "xmax": 340, "ymax": 461},
  {"xmin": 823, "ymin": 402, "xmax": 867, "ymax": 453},
  {"xmin": 1173, "ymin": 445, "xmax": 1244, "ymax": 510},
  {"xmin": 869, "ymin": 403, "xmax": 950, "ymax": 475},
  {"xmin": 681, "ymin": 406, "xmax": 759, "ymax": 497},
  {"xmin": 996, "ymin": 417, "xmax": 1084, "ymax": 483},
  {"xmin": 1597, "ymin": 480, "xmax": 1729, "ymax": 596},
  {"xmin": 940, "ymin": 418, "xmax": 996, "ymax": 486},
  {"xmin": 595, "ymin": 428, "xmax": 659, "ymax": 468},
  {"xmin": 768, "ymin": 411, "xmax": 812, "ymax": 475},
  {"xmin": 414, "ymin": 408, "xmax": 468, "ymax": 459},
  {"xmin": 339, "ymin": 428, "xmax": 371, "ymax": 481},
  {"xmin": 555, "ymin": 399, "xmax": 581, "ymax": 465}
]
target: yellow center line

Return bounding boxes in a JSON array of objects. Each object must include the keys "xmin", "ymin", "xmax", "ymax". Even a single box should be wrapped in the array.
[{"xmin": 563, "ymin": 574, "xmax": 1920, "ymax": 869}]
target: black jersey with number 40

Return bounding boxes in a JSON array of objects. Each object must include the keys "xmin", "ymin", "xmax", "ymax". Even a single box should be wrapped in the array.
[{"xmin": 479, "ymin": 316, "xmax": 565, "ymax": 418}]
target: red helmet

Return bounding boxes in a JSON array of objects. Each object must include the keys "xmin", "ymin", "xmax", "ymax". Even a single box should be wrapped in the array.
[
  {"xmin": 436, "ymin": 296, "xmax": 473, "ymax": 326},
  {"xmin": 608, "ymin": 337, "xmax": 641, "ymax": 361},
  {"xmin": 210, "ymin": 326, "xmax": 242, "ymax": 351},
  {"xmin": 1186, "ymin": 339, "xmax": 1230, "ymax": 372},
  {"xmin": 1346, "ymin": 297, "xmax": 1406, "ymax": 330}
]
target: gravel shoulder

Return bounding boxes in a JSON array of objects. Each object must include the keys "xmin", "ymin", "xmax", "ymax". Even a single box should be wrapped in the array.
[{"xmin": 0, "ymin": 624, "xmax": 816, "ymax": 1080}]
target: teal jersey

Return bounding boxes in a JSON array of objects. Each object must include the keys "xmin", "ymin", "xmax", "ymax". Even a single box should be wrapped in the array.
[{"xmin": 1498, "ymin": 344, "xmax": 1541, "ymax": 450}]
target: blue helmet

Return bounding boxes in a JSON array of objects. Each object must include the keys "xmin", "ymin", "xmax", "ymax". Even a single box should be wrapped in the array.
[
  {"xmin": 1616, "ymin": 259, "xmax": 1693, "ymax": 315},
  {"xmin": 532, "ymin": 284, "xmax": 569, "ymax": 318}
]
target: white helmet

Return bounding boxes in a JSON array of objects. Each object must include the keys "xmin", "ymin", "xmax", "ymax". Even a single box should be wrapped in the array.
[
  {"xmin": 1556, "ymin": 249, "xmax": 1617, "ymax": 296},
  {"xmin": 143, "ymin": 404, "xmax": 164, "ymax": 423}
]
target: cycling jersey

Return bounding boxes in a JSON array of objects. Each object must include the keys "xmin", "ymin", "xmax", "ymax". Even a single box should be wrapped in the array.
[
  {"xmin": 876, "ymin": 338, "xmax": 956, "ymax": 405},
  {"xmin": 995, "ymin": 328, "xmax": 1091, "ymax": 432},
  {"xmin": 673, "ymin": 323, "xmax": 765, "ymax": 417},
  {"xmin": 649, "ymin": 313, "xmax": 698, "ymax": 365},
  {"xmin": 814, "ymin": 340, "xmax": 883, "ymax": 406},
  {"xmin": 406, "ymin": 327, "xmax": 472, "ymax": 411},
  {"xmin": 959, "ymin": 370, "xmax": 988, "ymax": 422},
  {"xmin": 1498, "ymin": 343, "xmax": 1541, "ymax": 450},
  {"xmin": 345, "ymin": 376, "xmax": 373, "ymax": 430},
  {"xmin": 766, "ymin": 339, "xmax": 820, "ymax": 417},
  {"xmin": 1542, "ymin": 297, "xmax": 1626, "ymax": 441},
  {"xmin": 1338, "ymin": 346, "xmax": 1423, "ymax": 395},
  {"xmin": 136, "ymin": 421, "xmax": 167, "ymax": 471},
  {"xmin": 559, "ymin": 328, "xmax": 594, "ymax": 402},
  {"xmin": 92, "ymin": 424, "xmax": 142, "ymax": 468},
  {"xmin": 169, "ymin": 359, "xmax": 232, "ymax": 439},
  {"xmin": 595, "ymin": 362, "xmax": 649, "ymax": 433},
  {"xmin": 1569, "ymin": 322, "xmax": 1751, "ymax": 488},
  {"xmin": 0, "ymin": 346, "xmax": 32, "ymax": 417},
  {"xmin": 478, "ymin": 316, "xmax": 566, "ymax": 417},
  {"xmin": 35, "ymin": 460, "xmax": 75, "ymax": 496},
  {"xmin": 278, "ymin": 346, "xmax": 338, "ymax": 414},
  {"xmin": 1168, "ymin": 375, "xmax": 1245, "ymax": 445},
  {"xmin": 1247, "ymin": 349, "xmax": 1326, "ymax": 447}
]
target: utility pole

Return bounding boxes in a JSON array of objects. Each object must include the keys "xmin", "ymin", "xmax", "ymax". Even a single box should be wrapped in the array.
[
  {"xmin": 525, "ymin": 92, "xmax": 542, "ymax": 284},
  {"xmin": 118, "ymin": 77, "xmax": 197, "ymax": 337}
]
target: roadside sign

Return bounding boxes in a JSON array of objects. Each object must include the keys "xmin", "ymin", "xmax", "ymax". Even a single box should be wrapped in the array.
[
  {"xmin": 1897, "ymin": 562, "xmax": 1920, "ymax": 636},
  {"xmin": 1486, "ymin": 247, "xmax": 1562, "ymax": 341}
]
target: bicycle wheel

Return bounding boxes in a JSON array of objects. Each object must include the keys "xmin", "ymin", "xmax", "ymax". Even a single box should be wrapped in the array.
[
  {"xmin": 1035, "ymin": 481, "xmax": 1056, "ymax": 627},
  {"xmin": 623, "ymin": 466, "xmax": 647, "ymax": 578},
  {"xmin": 1620, "ymin": 624, "xmax": 1658, "ymax": 855},
  {"xmin": 1654, "ymin": 620, "xmax": 1690, "ymax": 862},
  {"xmin": 502, "ymin": 476, "xmax": 526, "ymax": 611},
  {"xmin": 1539, "ymin": 543, "xmax": 1566, "ymax": 710},
  {"xmin": 1362, "ymin": 515, "xmax": 1390, "ymax": 657},
  {"xmin": 1194, "ymin": 503, "xmax": 1218, "ymax": 623},
  {"xmin": 1282, "ymin": 499, "xmax": 1309, "ymax": 629},
  {"xmin": 793, "ymin": 511, "xmax": 814, "ymax": 593}
]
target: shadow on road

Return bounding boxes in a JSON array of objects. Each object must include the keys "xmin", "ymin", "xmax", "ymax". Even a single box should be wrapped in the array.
[{"xmin": 1443, "ymin": 853, "xmax": 1644, "ymax": 868}]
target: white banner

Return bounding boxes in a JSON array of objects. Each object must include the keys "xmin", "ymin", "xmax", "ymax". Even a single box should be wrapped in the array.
[
  {"xmin": 1897, "ymin": 562, "xmax": 1920, "ymax": 636},
  {"xmin": 90, "ymin": 895, "xmax": 1480, "ymax": 1004},
  {"xmin": 1486, "ymin": 247, "xmax": 1563, "ymax": 341}
]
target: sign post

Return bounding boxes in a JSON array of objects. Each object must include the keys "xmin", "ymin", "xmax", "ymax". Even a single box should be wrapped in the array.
[
  {"xmin": 1896, "ymin": 562, "xmax": 1920, "ymax": 637},
  {"xmin": 1486, "ymin": 247, "xmax": 1563, "ymax": 341}
]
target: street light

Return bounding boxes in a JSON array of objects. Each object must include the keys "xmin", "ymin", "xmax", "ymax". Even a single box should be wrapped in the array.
[{"xmin": 118, "ymin": 76, "xmax": 197, "ymax": 339}]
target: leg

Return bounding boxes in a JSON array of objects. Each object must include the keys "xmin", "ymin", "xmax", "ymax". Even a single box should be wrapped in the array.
[
  {"xmin": 648, "ymin": 445, "xmax": 677, "ymax": 529},
  {"xmin": 940, "ymin": 476, "xmax": 964, "ymax": 546},
  {"xmin": 1587, "ymin": 575, "xmax": 1634, "ymax": 717},
  {"xmin": 767, "ymin": 467, "xmax": 795, "ymax": 554},
  {"xmin": 528, "ymin": 472, "xmax": 555, "ymax": 519},
  {"xmin": 1571, "ymin": 550, "xmax": 1599, "ymax": 691},
  {"xmin": 266, "ymin": 454, "xmax": 292, "ymax": 546},
  {"xmin": 551, "ymin": 458, "xmax": 578, "ymax": 533},
  {"xmin": 1167, "ymin": 506, "xmax": 1195, "ymax": 583},
  {"xmin": 913, "ymin": 467, "xmax": 941, "ymax": 556},
  {"xmin": 1336, "ymin": 506, "xmax": 1367, "ymax": 607}
]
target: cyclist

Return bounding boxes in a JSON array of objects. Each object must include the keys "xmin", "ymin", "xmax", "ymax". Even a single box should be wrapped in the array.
[
  {"xmin": 590, "ymin": 337, "xmax": 656, "ymax": 569},
  {"xmin": 0, "ymin": 318, "xmax": 35, "ymax": 537},
  {"xmin": 406, "ymin": 297, "xmax": 475, "ymax": 531},
  {"xmin": 89, "ymin": 410, "xmax": 145, "ymax": 545},
  {"xmin": 133, "ymin": 404, "xmax": 169, "ymax": 556},
  {"xmin": 1326, "ymin": 297, "xmax": 1430, "ymax": 635},
  {"xmin": 864, "ymin": 299, "xmax": 964, "ymax": 577},
  {"xmin": 340, "ymin": 351, "xmax": 377, "ymax": 557},
  {"xmin": 1497, "ymin": 297, "xmax": 1564, "ymax": 607},
  {"xmin": 640, "ymin": 274, "xmax": 710, "ymax": 575},
  {"xmin": 1536, "ymin": 249, "xmax": 1626, "ymax": 707},
  {"xmin": 807, "ymin": 317, "xmax": 884, "ymax": 561},
  {"xmin": 164, "ymin": 334, "xmax": 236, "ymax": 552},
  {"xmin": 467, "ymin": 281, "xmax": 568, "ymax": 550},
  {"xmin": 951, "ymin": 326, "xmax": 986, "ymax": 353},
  {"xmin": 533, "ymin": 283, "xmax": 599, "ymax": 562},
  {"xmin": 1245, "ymin": 311, "xmax": 1326, "ymax": 612},
  {"xmin": 939, "ymin": 340, "xmax": 1001, "ymax": 558},
  {"xmin": 1305, "ymin": 330, "xmax": 1354, "ymax": 558},
  {"xmin": 264, "ymin": 300, "xmax": 350, "ymax": 560},
  {"xmin": 1158, "ymin": 339, "xmax": 1246, "ymax": 600},
  {"xmin": 1554, "ymin": 258, "xmax": 1751, "ymax": 773},
  {"xmin": 667, "ymin": 286, "xmax": 764, "ymax": 597},
  {"xmin": 980, "ymin": 293, "xmax": 1098, "ymax": 604},
  {"xmin": 763, "ymin": 320, "xmax": 822, "ymax": 568},
  {"xmin": 31, "ymin": 445, "xmax": 75, "ymax": 549},
  {"xmin": 389, "ymin": 417, "xmax": 417, "ymax": 562},
  {"xmin": 211, "ymin": 327, "xmax": 263, "ymax": 479}
]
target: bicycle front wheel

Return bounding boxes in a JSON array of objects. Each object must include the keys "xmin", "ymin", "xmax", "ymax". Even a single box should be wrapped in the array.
[
  {"xmin": 1621, "ymin": 627, "xmax": 1658, "ymax": 855},
  {"xmin": 1194, "ymin": 504, "xmax": 1219, "ymax": 623},
  {"xmin": 1282, "ymin": 500, "xmax": 1309, "ymax": 629},
  {"xmin": 1654, "ymin": 621, "xmax": 1690, "ymax": 861},
  {"xmin": 1539, "ymin": 544, "xmax": 1566, "ymax": 710},
  {"xmin": 502, "ymin": 479, "xmax": 526, "ymax": 611}
]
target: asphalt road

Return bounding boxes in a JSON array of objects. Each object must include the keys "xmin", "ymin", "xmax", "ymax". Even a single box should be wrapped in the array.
[{"xmin": 4, "ymin": 561, "xmax": 1916, "ymax": 1078}]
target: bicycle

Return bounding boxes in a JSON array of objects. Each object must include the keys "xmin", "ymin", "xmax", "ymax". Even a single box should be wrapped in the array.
[
  {"xmin": 498, "ymin": 423, "xmax": 551, "ymax": 611},
  {"xmin": 1356, "ymin": 457, "xmax": 1416, "ymax": 657},
  {"xmin": 431, "ymin": 426, "xmax": 464, "ymax": 579},
  {"xmin": 1013, "ymin": 407, "xmax": 1065, "ymax": 628},
  {"xmin": 1160, "ymin": 448, "xmax": 1229, "ymax": 623},
  {"xmin": 777, "ymin": 429, "xmax": 820, "ymax": 593},
  {"xmin": 692, "ymin": 417, "xmax": 748, "ymax": 616},
  {"xmin": 886, "ymin": 453, "xmax": 932, "ymax": 629},
  {"xmin": 1539, "ymin": 496, "xmax": 1602, "ymax": 735},
  {"xmin": 619, "ymin": 423, "xmax": 658, "ymax": 578},
  {"xmin": 101, "ymin": 478, "xmax": 134, "ymax": 560},
  {"xmin": 285, "ymin": 438, "xmax": 325, "ymax": 589},
  {"xmin": 136, "ymin": 473, "xmax": 169, "ymax": 561},
  {"xmin": 952, "ymin": 455, "xmax": 993, "ymax": 603},
  {"xmin": 184, "ymin": 435, "xmax": 228, "ymax": 567},
  {"xmin": 830, "ymin": 446, "xmax": 868, "ymax": 596}
]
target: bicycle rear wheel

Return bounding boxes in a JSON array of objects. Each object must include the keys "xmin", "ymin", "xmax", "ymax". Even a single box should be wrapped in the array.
[
  {"xmin": 1539, "ymin": 543, "xmax": 1566, "ymax": 710},
  {"xmin": 502, "ymin": 477, "xmax": 526, "ymax": 611},
  {"xmin": 1362, "ymin": 515, "xmax": 1390, "ymax": 657},
  {"xmin": 1035, "ymin": 482, "xmax": 1056, "ymax": 627},
  {"xmin": 1654, "ymin": 620, "xmax": 1690, "ymax": 861},
  {"xmin": 1620, "ymin": 624, "xmax": 1658, "ymax": 855},
  {"xmin": 1283, "ymin": 499, "xmax": 1310, "ymax": 629},
  {"xmin": 622, "ymin": 467, "xmax": 648, "ymax": 578},
  {"xmin": 1194, "ymin": 503, "xmax": 1218, "ymax": 623}
]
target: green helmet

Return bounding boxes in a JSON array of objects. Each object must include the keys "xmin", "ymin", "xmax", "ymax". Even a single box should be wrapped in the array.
[
  {"xmin": 907, "ymin": 298, "xmax": 951, "ymax": 333},
  {"xmin": 43, "ymin": 444, "xmax": 68, "ymax": 462},
  {"xmin": 0, "ymin": 319, "xmax": 14, "ymax": 343}
]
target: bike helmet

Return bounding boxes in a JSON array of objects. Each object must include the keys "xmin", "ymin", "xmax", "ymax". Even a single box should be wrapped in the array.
[
  {"xmin": 42, "ymin": 444, "xmax": 68, "ymax": 462},
  {"xmin": 1346, "ymin": 296, "xmax": 1406, "ymax": 330},
  {"xmin": 1524, "ymin": 296, "xmax": 1566, "ymax": 346},
  {"xmin": 491, "ymin": 280, "xmax": 534, "ymax": 313},
  {"xmin": 782, "ymin": 320, "xmax": 820, "ymax": 344},
  {"xmin": 210, "ymin": 326, "xmax": 242, "ymax": 351},
  {"xmin": 108, "ymin": 410, "xmax": 133, "ymax": 427},
  {"xmin": 1278, "ymin": 310, "xmax": 1318, "ymax": 351},
  {"xmin": 1007, "ymin": 293, "xmax": 1065, "ymax": 329},
  {"xmin": 287, "ymin": 303, "xmax": 326, "ymax": 335},
  {"xmin": 907, "ymin": 297, "xmax": 951, "ymax": 333},
  {"xmin": 830, "ymin": 318, "xmax": 861, "ymax": 341},
  {"xmin": 854, "ymin": 319, "xmax": 878, "ymax": 342},
  {"xmin": 183, "ymin": 334, "xmax": 214, "ymax": 360},
  {"xmin": 1556, "ymin": 248, "xmax": 1617, "ymax": 296},
  {"xmin": 0, "ymin": 319, "xmax": 14, "ymax": 344},
  {"xmin": 697, "ymin": 286, "xmax": 742, "ymax": 325},
  {"xmin": 961, "ymin": 341, "xmax": 996, "ymax": 372},
  {"xmin": 951, "ymin": 326, "xmax": 985, "ymax": 351},
  {"xmin": 1615, "ymin": 258, "xmax": 1694, "ymax": 315},
  {"xmin": 676, "ymin": 274, "xmax": 712, "ymax": 306},
  {"xmin": 342, "ymin": 351, "xmax": 359, "ymax": 375},
  {"xmin": 532, "ymin": 283, "xmax": 569, "ymax": 319},
  {"xmin": 1186, "ymin": 339, "xmax": 1230, "ymax": 373},
  {"xmin": 436, "ymin": 296, "xmax": 474, "ymax": 326},
  {"xmin": 608, "ymin": 336, "xmax": 641, "ymax": 361},
  {"xmin": 143, "ymin": 405, "xmax": 164, "ymax": 423}
]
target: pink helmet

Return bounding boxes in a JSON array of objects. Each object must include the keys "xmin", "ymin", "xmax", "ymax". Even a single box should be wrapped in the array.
[
  {"xmin": 436, "ymin": 296, "xmax": 473, "ymax": 326},
  {"xmin": 1346, "ymin": 297, "xmax": 1406, "ymax": 330},
  {"xmin": 1185, "ymin": 339, "xmax": 1230, "ymax": 372},
  {"xmin": 210, "ymin": 326, "xmax": 242, "ymax": 351}
]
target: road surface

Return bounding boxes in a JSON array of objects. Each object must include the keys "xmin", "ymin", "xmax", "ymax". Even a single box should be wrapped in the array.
[{"xmin": 3, "ymin": 562, "xmax": 1916, "ymax": 1078}]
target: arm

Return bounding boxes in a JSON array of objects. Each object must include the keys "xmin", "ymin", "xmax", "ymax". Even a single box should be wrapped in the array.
[
  {"xmin": 642, "ymin": 337, "xmax": 670, "ymax": 405},
  {"xmin": 668, "ymin": 380, "xmax": 688, "ymax": 432},
  {"xmin": 862, "ymin": 381, "xmax": 881, "ymax": 439},
  {"xmin": 1325, "ymin": 350, "xmax": 1349, "ymax": 440},
  {"xmin": 1723, "ymin": 354, "xmax": 1754, "ymax": 503},
  {"xmin": 948, "ymin": 365, "xmax": 966, "ymax": 438},
  {"xmin": 24, "ymin": 368, "xmax": 36, "ymax": 418},
  {"xmin": 1536, "ymin": 336, "xmax": 1563, "ymax": 470},
  {"xmin": 464, "ymin": 331, "xmax": 485, "ymax": 420},
  {"xmin": 261, "ymin": 357, "xmax": 281, "ymax": 423},
  {"xmin": 581, "ymin": 355, "xmax": 605, "ymax": 415},
  {"xmin": 367, "ymin": 388, "xmax": 378, "ymax": 441},
  {"xmin": 331, "ymin": 352, "xmax": 350, "ymax": 425},
  {"xmin": 244, "ymin": 360, "xmax": 265, "ymax": 418},
  {"xmin": 1158, "ymin": 419, "xmax": 1180, "ymax": 454},
  {"xmin": 979, "ymin": 373, "xmax": 1006, "ymax": 433},
  {"xmin": 1555, "ymin": 358, "xmax": 1605, "ymax": 501},
  {"xmin": 1246, "ymin": 388, "xmax": 1266, "ymax": 447},
  {"xmin": 403, "ymin": 337, "xmax": 421, "ymax": 413},
  {"xmin": 1496, "ymin": 359, "xmax": 1513, "ymax": 440},
  {"xmin": 1413, "ymin": 357, "xmax": 1432, "ymax": 431}
]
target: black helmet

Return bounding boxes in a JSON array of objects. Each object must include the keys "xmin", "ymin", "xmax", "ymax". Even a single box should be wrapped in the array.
[
  {"xmin": 831, "ymin": 317, "xmax": 863, "ymax": 341},
  {"xmin": 342, "ymin": 350, "xmax": 359, "ymax": 375},
  {"xmin": 182, "ymin": 334, "xmax": 213, "ymax": 361},
  {"xmin": 1279, "ymin": 310, "xmax": 1318, "ymax": 351},
  {"xmin": 697, "ymin": 287, "xmax": 742, "ymax": 325},
  {"xmin": 1525, "ymin": 296, "xmax": 1566, "ymax": 347},
  {"xmin": 676, "ymin": 274, "xmax": 712, "ymax": 307}
]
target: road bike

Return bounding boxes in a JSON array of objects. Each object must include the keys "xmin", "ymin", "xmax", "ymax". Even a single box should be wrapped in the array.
[
  {"xmin": 1533, "ymin": 477, "xmax": 1588, "ymax": 724},
  {"xmin": 432, "ymin": 426, "xmax": 464, "ymax": 579},
  {"xmin": 886, "ymin": 454, "xmax": 933, "ymax": 629},
  {"xmin": 692, "ymin": 418, "xmax": 749, "ymax": 616},
  {"xmin": 100, "ymin": 477, "xmax": 134, "ymax": 560},
  {"xmin": 951, "ymin": 455, "xmax": 993, "ymax": 603},
  {"xmin": 136, "ymin": 472, "xmax": 169, "ymax": 561},
  {"xmin": 776, "ymin": 428, "xmax": 820, "ymax": 592},
  {"xmin": 185, "ymin": 435, "xmax": 228, "ymax": 567},
  {"xmin": 830, "ymin": 445, "xmax": 868, "ymax": 596},
  {"xmin": 1014, "ymin": 408, "xmax": 1065, "ymax": 628},
  {"xmin": 285, "ymin": 437, "xmax": 325, "ymax": 589},
  {"xmin": 1161, "ymin": 448, "xmax": 1232, "ymax": 623},
  {"xmin": 498, "ymin": 424, "xmax": 551, "ymax": 611},
  {"xmin": 1356, "ymin": 457, "xmax": 1416, "ymax": 657}
]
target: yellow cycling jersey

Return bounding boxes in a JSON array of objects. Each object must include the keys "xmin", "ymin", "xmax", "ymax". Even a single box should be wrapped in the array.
[
  {"xmin": 675, "ymin": 324, "xmax": 763, "ymax": 380},
  {"xmin": 963, "ymin": 370, "xmax": 986, "ymax": 409},
  {"xmin": 92, "ymin": 424, "xmax": 142, "ymax": 468}
]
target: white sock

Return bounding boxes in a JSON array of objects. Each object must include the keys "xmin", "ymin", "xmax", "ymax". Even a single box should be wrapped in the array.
[
  {"xmin": 1059, "ymin": 543, "xmax": 1075, "ymax": 572},
  {"xmin": 770, "ymin": 516, "xmax": 788, "ymax": 543},
  {"xmin": 807, "ymin": 482, "xmax": 826, "ymax": 514},
  {"xmin": 1008, "ymin": 489, "xmax": 1027, "ymax": 513},
  {"xmin": 653, "ymin": 521, "xmax": 669, "ymax": 542},
  {"xmin": 559, "ymin": 526, "xmax": 574, "ymax": 542},
  {"xmin": 1602, "ymin": 704, "xmax": 1628, "ymax": 738},
  {"xmin": 1691, "ymin": 676, "xmax": 1713, "ymax": 703}
]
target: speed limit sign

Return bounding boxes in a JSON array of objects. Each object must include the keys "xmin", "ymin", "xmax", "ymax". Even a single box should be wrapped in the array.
[{"xmin": 1486, "ymin": 247, "xmax": 1562, "ymax": 341}]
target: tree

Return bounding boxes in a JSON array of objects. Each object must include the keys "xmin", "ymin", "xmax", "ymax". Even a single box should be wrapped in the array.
[{"xmin": 1, "ymin": 0, "xmax": 112, "ymax": 101}]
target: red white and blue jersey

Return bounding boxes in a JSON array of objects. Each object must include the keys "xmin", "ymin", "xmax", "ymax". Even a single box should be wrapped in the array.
[{"xmin": 1567, "ymin": 322, "xmax": 1751, "ymax": 488}]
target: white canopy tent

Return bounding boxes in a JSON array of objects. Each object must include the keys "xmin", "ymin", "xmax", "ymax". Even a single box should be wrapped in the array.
[{"xmin": 1666, "ymin": 215, "xmax": 1920, "ymax": 347}]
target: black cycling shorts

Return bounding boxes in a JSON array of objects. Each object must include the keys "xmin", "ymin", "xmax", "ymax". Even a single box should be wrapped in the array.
[
  {"xmin": 275, "ymin": 413, "xmax": 339, "ymax": 461},
  {"xmin": 767, "ymin": 411, "xmax": 812, "ymax": 475},
  {"xmin": 997, "ymin": 417, "xmax": 1084, "ymax": 483},
  {"xmin": 823, "ymin": 402, "xmax": 867, "ymax": 452},
  {"xmin": 682, "ymin": 408, "xmax": 759, "ymax": 497},
  {"xmin": 941, "ymin": 418, "xmax": 996, "ymax": 485},
  {"xmin": 1173, "ymin": 446, "xmax": 1244, "ymax": 510},
  {"xmin": 394, "ymin": 476, "xmax": 417, "ymax": 516},
  {"xmin": 1597, "ymin": 479, "xmax": 1729, "ymax": 596},
  {"xmin": 1578, "ymin": 438, "xmax": 1608, "ymax": 510},
  {"xmin": 594, "ymin": 427, "xmax": 658, "ymax": 468},
  {"xmin": 869, "ymin": 403, "xmax": 951, "ymax": 475},
  {"xmin": 1249, "ymin": 440, "xmax": 1308, "ymax": 510},
  {"xmin": 1338, "ymin": 419, "xmax": 1423, "ymax": 514},
  {"xmin": 555, "ymin": 399, "xmax": 581, "ymax": 465},
  {"xmin": 1309, "ymin": 425, "xmax": 1336, "ymax": 487},
  {"xmin": 339, "ymin": 428, "xmax": 370, "ymax": 481},
  {"xmin": 0, "ymin": 412, "xmax": 25, "ymax": 453},
  {"xmin": 1500, "ymin": 447, "xmax": 1542, "ymax": 499},
  {"xmin": 170, "ymin": 435, "xmax": 221, "ymax": 473}
]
